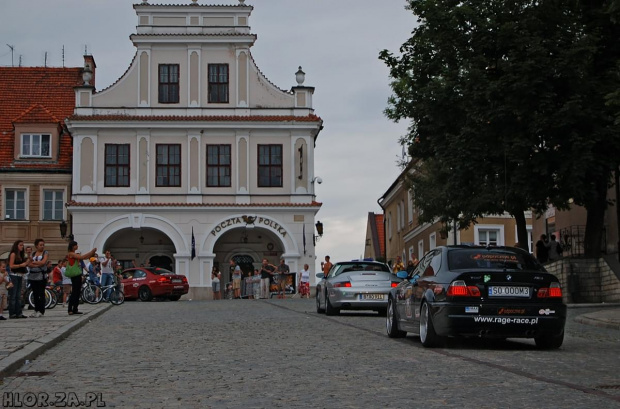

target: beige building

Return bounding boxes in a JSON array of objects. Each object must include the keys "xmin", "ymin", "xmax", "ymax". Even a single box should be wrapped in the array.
[
  {"xmin": 64, "ymin": 1, "xmax": 324, "ymax": 300},
  {"xmin": 377, "ymin": 168, "xmax": 533, "ymax": 268}
]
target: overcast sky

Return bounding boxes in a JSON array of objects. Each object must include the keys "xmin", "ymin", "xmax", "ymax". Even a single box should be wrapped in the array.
[{"xmin": 0, "ymin": 0, "xmax": 415, "ymax": 266}]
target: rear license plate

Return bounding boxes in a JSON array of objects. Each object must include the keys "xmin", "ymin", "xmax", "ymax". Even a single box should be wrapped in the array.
[
  {"xmin": 174, "ymin": 286, "xmax": 184, "ymax": 289},
  {"xmin": 360, "ymin": 294, "xmax": 384, "ymax": 300},
  {"xmin": 488, "ymin": 286, "xmax": 530, "ymax": 297},
  {"xmin": 171, "ymin": 279, "xmax": 182, "ymax": 283}
]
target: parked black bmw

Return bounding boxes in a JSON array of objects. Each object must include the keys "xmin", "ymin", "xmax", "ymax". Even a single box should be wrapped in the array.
[{"xmin": 386, "ymin": 246, "xmax": 566, "ymax": 349}]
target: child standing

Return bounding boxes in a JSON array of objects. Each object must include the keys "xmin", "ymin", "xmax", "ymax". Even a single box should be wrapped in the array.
[{"xmin": 0, "ymin": 260, "xmax": 10, "ymax": 320}]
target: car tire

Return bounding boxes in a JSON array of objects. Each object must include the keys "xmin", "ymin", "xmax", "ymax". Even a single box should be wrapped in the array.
[
  {"xmin": 316, "ymin": 291, "xmax": 325, "ymax": 313},
  {"xmin": 420, "ymin": 301, "xmax": 444, "ymax": 347},
  {"xmin": 386, "ymin": 298, "xmax": 406, "ymax": 338},
  {"xmin": 535, "ymin": 330, "xmax": 564, "ymax": 349},
  {"xmin": 169, "ymin": 295, "xmax": 181, "ymax": 301},
  {"xmin": 138, "ymin": 286, "xmax": 153, "ymax": 302},
  {"xmin": 325, "ymin": 293, "xmax": 339, "ymax": 316}
]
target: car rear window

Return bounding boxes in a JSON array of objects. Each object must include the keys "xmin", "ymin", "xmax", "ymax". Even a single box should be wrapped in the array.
[
  {"xmin": 147, "ymin": 267, "xmax": 175, "ymax": 275},
  {"xmin": 334, "ymin": 263, "xmax": 390, "ymax": 276},
  {"xmin": 448, "ymin": 249, "xmax": 540, "ymax": 271}
]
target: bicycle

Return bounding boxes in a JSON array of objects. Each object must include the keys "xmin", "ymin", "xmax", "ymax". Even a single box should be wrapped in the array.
[
  {"xmin": 26, "ymin": 281, "xmax": 57, "ymax": 310},
  {"xmin": 82, "ymin": 281, "xmax": 124, "ymax": 305}
]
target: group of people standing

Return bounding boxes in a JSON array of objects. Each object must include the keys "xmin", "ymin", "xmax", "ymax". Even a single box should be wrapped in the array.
[
  {"xmin": 535, "ymin": 233, "xmax": 563, "ymax": 264},
  {"xmin": 0, "ymin": 238, "xmax": 108, "ymax": 320},
  {"xmin": 210, "ymin": 257, "xmax": 312, "ymax": 300}
]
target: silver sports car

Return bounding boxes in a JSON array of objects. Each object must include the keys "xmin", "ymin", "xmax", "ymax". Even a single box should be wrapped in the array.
[{"xmin": 316, "ymin": 260, "xmax": 403, "ymax": 315}]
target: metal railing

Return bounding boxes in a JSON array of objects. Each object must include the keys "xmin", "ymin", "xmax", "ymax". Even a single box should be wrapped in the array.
[{"xmin": 558, "ymin": 225, "xmax": 607, "ymax": 258}]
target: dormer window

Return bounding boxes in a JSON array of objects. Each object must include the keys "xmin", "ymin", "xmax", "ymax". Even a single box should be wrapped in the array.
[{"xmin": 21, "ymin": 134, "xmax": 51, "ymax": 158}]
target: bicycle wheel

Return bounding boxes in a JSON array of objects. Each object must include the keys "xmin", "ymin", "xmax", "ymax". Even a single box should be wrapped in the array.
[
  {"xmin": 45, "ymin": 288, "xmax": 57, "ymax": 309},
  {"xmin": 82, "ymin": 283, "xmax": 103, "ymax": 304},
  {"xmin": 109, "ymin": 289, "xmax": 125, "ymax": 305},
  {"xmin": 27, "ymin": 290, "xmax": 35, "ymax": 309}
]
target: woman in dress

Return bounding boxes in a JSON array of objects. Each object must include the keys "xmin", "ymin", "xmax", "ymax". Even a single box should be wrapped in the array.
[
  {"xmin": 66, "ymin": 240, "xmax": 97, "ymax": 315},
  {"xmin": 8, "ymin": 240, "xmax": 30, "ymax": 319}
]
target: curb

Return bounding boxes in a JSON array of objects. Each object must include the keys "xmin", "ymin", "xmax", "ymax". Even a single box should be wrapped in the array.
[
  {"xmin": 574, "ymin": 314, "xmax": 620, "ymax": 331},
  {"xmin": 0, "ymin": 303, "xmax": 112, "ymax": 380}
]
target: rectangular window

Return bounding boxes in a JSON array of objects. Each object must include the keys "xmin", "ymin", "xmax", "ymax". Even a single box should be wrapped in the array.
[
  {"xmin": 478, "ymin": 229, "xmax": 499, "ymax": 246},
  {"xmin": 208, "ymin": 64, "xmax": 229, "ymax": 103},
  {"xmin": 21, "ymin": 134, "xmax": 51, "ymax": 157},
  {"xmin": 158, "ymin": 64, "xmax": 180, "ymax": 103},
  {"xmin": 156, "ymin": 144, "xmax": 181, "ymax": 187},
  {"xmin": 105, "ymin": 144, "xmax": 130, "ymax": 187},
  {"xmin": 257, "ymin": 144, "xmax": 282, "ymax": 187},
  {"xmin": 43, "ymin": 190, "xmax": 64, "ymax": 220},
  {"xmin": 5, "ymin": 189, "xmax": 26, "ymax": 220},
  {"xmin": 206, "ymin": 144, "xmax": 231, "ymax": 187}
]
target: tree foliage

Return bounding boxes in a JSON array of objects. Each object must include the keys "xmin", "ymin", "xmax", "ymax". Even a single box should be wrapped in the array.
[{"xmin": 381, "ymin": 0, "xmax": 620, "ymax": 255}]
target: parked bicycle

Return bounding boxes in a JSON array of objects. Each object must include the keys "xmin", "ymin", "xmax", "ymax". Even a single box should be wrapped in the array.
[
  {"xmin": 82, "ymin": 280, "xmax": 124, "ymax": 305},
  {"xmin": 26, "ymin": 281, "xmax": 57, "ymax": 310}
]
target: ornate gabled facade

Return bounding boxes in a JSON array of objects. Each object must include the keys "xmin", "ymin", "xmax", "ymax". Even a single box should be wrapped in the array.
[
  {"xmin": 0, "ymin": 62, "xmax": 91, "ymax": 261},
  {"xmin": 64, "ymin": 1, "xmax": 323, "ymax": 300}
]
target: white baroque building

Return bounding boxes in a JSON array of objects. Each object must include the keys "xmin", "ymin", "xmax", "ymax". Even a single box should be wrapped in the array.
[{"xmin": 65, "ymin": 0, "xmax": 323, "ymax": 300}]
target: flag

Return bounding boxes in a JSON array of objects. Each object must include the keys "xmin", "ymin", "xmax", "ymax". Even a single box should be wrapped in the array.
[
  {"xmin": 303, "ymin": 224, "xmax": 306, "ymax": 254},
  {"xmin": 191, "ymin": 227, "xmax": 196, "ymax": 260}
]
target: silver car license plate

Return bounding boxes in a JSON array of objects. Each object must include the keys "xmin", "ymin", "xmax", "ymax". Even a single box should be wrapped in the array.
[
  {"xmin": 360, "ymin": 294, "xmax": 385, "ymax": 300},
  {"xmin": 488, "ymin": 286, "xmax": 530, "ymax": 297}
]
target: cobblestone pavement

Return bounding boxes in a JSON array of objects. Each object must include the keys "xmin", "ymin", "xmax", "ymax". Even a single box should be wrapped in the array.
[{"xmin": 1, "ymin": 300, "xmax": 619, "ymax": 408}]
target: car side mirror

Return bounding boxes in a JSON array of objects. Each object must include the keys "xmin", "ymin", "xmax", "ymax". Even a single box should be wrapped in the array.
[{"xmin": 396, "ymin": 271, "xmax": 408, "ymax": 279}]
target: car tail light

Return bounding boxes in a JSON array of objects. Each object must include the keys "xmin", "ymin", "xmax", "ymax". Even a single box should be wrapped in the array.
[
  {"xmin": 157, "ymin": 277, "xmax": 169, "ymax": 283},
  {"xmin": 391, "ymin": 282, "xmax": 399, "ymax": 287},
  {"xmin": 333, "ymin": 282, "xmax": 351, "ymax": 288},
  {"xmin": 182, "ymin": 276, "xmax": 188, "ymax": 283},
  {"xmin": 538, "ymin": 282, "xmax": 563, "ymax": 298},
  {"xmin": 447, "ymin": 280, "xmax": 480, "ymax": 297}
]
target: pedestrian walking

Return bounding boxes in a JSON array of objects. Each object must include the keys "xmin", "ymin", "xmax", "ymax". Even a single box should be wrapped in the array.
[
  {"xmin": 0, "ymin": 260, "xmax": 10, "ymax": 320},
  {"xmin": 230, "ymin": 259, "xmax": 242, "ymax": 299},
  {"xmin": 100, "ymin": 250, "xmax": 116, "ymax": 301},
  {"xmin": 252, "ymin": 269, "xmax": 261, "ymax": 300},
  {"xmin": 276, "ymin": 258, "xmax": 290, "ymax": 299},
  {"xmin": 535, "ymin": 234, "xmax": 549, "ymax": 264},
  {"xmin": 211, "ymin": 266, "xmax": 222, "ymax": 300},
  {"xmin": 28, "ymin": 238, "xmax": 49, "ymax": 317},
  {"xmin": 547, "ymin": 234, "xmax": 563, "ymax": 261},
  {"xmin": 66, "ymin": 240, "xmax": 97, "ymax": 315},
  {"xmin": 8, "ymin": 240, "xmax": 30, "ymax": 319},
  {"xmin": 298, "ymin": 263, "xmax": 310, "ymax": 299},
  {"xmin": 259, "ymin": 259, "xmax": 276, "ymax": 299}
]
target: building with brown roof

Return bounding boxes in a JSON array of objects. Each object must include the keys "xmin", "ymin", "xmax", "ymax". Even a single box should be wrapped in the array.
[
  {"xmin": 63, "ymin": 1, "xmax": 323, "ymax": 299},
  {"xmin": 0, "ymin": 61, "xmax": 92, "ymax": 261}
]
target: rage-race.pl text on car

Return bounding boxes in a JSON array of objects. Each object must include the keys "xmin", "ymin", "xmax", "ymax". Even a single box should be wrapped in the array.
[
  {"xmin": 386, "ymin": 246, "xmax": 566, "ymax": 349},
  {"xmin": 316, "ymin": 260, "xmax": 403, "ymax": 315}
]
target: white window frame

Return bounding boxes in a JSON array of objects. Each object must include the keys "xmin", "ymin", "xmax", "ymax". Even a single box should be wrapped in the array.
[
  {"xmin": 409, "ymin": 246, "xmax": 414, "ymax": 261},
  {"xmin": 429, "ymin": 232, "xmax": 437, "ymax": 250},
  {"xmin": 514, "ymin": 225, "xmax": 533, "ymax": 253},
  {"xmin": 396, "ymin": 203, "xmax": 401, "ymax": 232},
  {"xmin": 387, "ymin": 212, "xmax": 393, "ymax": 239},
  {"xmin": 474, "ymin": 224, "xmax": 505, "ymax": 246},
  {"xmin": 3, "ymin": 186, "xmax": 29, "ymax": 220},
  {"xmin": 400, "ymin": 200, "xmax": 405, "ymax": 230},
  {"xmin": 21, "ymin": 134, "xmax": 51, "ymax": 158},
  {"xmin": 418, "ymin": 240, "xmax": 424, "ymax": 259},
  {"xmin": 41, "ymin": 187, "xmax": 66, "ymax": 221}
]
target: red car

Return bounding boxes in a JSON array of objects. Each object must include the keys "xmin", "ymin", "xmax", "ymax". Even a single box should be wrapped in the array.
[{"xmin": 121, "ymin": 267, "xmax": 189, "ymax": 301}]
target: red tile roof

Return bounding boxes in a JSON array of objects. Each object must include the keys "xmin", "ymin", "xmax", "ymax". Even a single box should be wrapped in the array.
[
  {"xmin": 0, "ymin": 66, "xmax": 83, "ymax": 171},
  {"xmin": 67, "ymin": 201, "xmax": 322, "ymax": 208},
  {"xmin": 68, "ymin": 114, "xmax": 323, "ymax": 123}
]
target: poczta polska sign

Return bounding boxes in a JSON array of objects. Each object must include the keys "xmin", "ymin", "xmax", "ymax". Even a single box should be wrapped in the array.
[{"xmin": 209, "ymin": 215, "xmax": 287, "ymax": 238}]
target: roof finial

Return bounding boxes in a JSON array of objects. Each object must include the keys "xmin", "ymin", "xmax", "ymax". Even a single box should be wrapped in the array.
[{"xmin": 295, "ymin": 66, "xmax": 305, "ymax": 86}]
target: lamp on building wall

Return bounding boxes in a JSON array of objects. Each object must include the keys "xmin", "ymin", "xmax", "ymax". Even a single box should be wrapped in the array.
[
  {"xmin": 313, "ymin": 221, "xmax": 324, "ymax": 246},
  {"xmin": 59, "ymin": 220, "xmax": 74, "ymax": 241}
]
